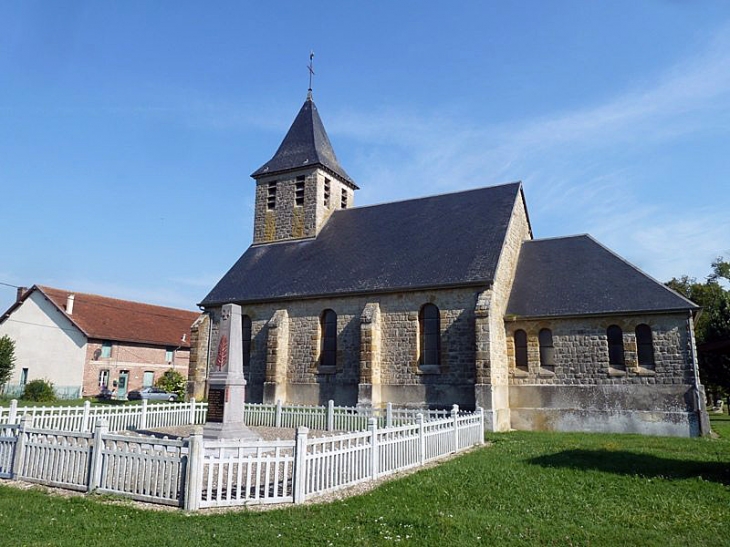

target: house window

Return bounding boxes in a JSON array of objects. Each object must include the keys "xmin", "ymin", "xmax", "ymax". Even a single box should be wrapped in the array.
[
  {"xmin": 98, "ymin": 369, "xmax": 109, "ymax": 388},
  {"xmin": 165, "ymin": 347, "xmax": 174, "ymax": 363},
  {"xmin": 267, "ymin": 181, "xmax": 277, "ymax": 210},
  {"xmin": 636, "ymin": 324, "xmax": 655, "ymax": 369},
  {"xmin": 320, "ymin": 309, "xmax": 337, "ymax": 369},
  {"xmin": 538, "ymin": 328, "xmax": 555, "ymax": 370},
  {"xmin": 143, "ymin": 371, "xmax": 154, "ymax": 387},
  {"xmin": 242, "ymin": 314, "xmax": 252, "ymax": 369},
  {"xmin": 295, "ymin": 176, "xmax": 305, "ymax": 207},
  {"xmin": 20, "ymin": 368, "xmax": 28, "ymax": 385},
  {"xmin": 419, "ymin": 304, "xmax": 441, "ymax": 368},
  {"xmin": 607, "ymin": 325, "xmax": 625, "ymax": 368},
  {"xmin": 514, "ymin": 329, "xmax": 528, "ymax": 371},
  {"xmin": 324, "ymin": 178, "xmax": 331, "ymax": 207},
  {"xmin": 101, "ymin": 341, "xmax": 112, "ymax": 358},
  {"xmin": 341, "ymin": 189, "xmax": 348, "ymax": 209}
]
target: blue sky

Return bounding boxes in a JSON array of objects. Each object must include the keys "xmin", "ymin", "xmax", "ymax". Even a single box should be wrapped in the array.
[{"xmin": 1, "ymin": 1, "xmax": 729, "ymax": 313}]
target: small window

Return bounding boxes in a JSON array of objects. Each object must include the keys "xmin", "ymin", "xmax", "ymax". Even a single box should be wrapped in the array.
[
  {"xmin": 242, "ymin": 314, "xmax": 252, "ymax": 369},
  {"xmin": 419, "ymin": 304, "xmax": 441, "ymax": 368},
  {"xmin": 295, "ymin": 176, "xmax": 305, "ymax": 207},
  {"xmin": 101, "ymin": 341, "xmax": 112, "ymax": 358},
  {"xmin": 320, "ymin": 309, "xmax": 337, "ymax": 369},
  {"xmin": 98, "ymin": 369, "xmax": 109, "ymax": 388},
  {"xmin": 165, "ymin": 347, "xmax": 174, "ymax": 363},
  {"xmin": 267, "ymin": 181, "xmax": 277, "ymax": 210},
  {"xmin": 514, "ymin": 330, "xmax": 528, "ymax": 371},
  {"xmin": 539, "ymin": 328, "xmax": 555, "ymax": 370},
  {"xmin": 324, "ymin": 178, "xmax": 331, "ymax": 207},
  {"xmin": 607, "ymin": 325, "xmax": 625, "ymax": 368},
  {"xmin": 143, "ymin": 371, "xmax": 154, "ymax": 387},
  {"xmin": 20, "ymin": 368, "xmax": 29, "ymax": 385},
  {"xmin": 636, "ymin": 324, "xmax": 654, "ymax": 369},
  {"xmin": 341, "ymin": 189, "xmax": 348, "ymax": 209}
]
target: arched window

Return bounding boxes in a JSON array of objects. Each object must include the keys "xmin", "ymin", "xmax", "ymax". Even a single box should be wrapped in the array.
[
  {"xmin": 242, "ymin": 315, "xmax": 252, "ymax": 370},
  {"xmin": 514, "ymin": 329, "xmax": 528, "ymax": 371},
  {"xmin": 320, "ymin": 309, "xmax": 337, "ymax": 369},
  {"xmin": 419, "ymin": 304, "xmax": 441, "ymax": 368},
  {"xmin": 538, "ymin": 328, "xmax": 554, "ymax": 370},
  {"xmin": 635, "ymin": 324, "xmax": 654, "ymax": 369},
  {"xmin": 607, "ymin": 325, "xmax": 625, "ymax": 368}
]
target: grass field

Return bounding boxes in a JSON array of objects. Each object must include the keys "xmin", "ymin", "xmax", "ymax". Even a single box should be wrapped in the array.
[{"xmin": 0, "ymin": 416, "xmax": 728, "ymax": 546}]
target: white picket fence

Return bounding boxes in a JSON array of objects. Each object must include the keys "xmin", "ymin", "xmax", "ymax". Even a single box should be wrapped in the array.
[
  {"xmin": 0, "ymin": 399, "xmax": 454, "ymax": 434},
  {"xmin": 0, "ymin": 403, "xmax": 485, "ymax": 510},
  {"xmin": 0, "ymin": 399, "xmax": 206, "ymax": 433},
  {"xmin": 189, "ymin": 406, "xmax": 485, "ymax": 510}
]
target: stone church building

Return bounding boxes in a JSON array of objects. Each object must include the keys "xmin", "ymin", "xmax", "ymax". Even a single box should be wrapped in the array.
[{"xmin": 191, "ymin": 92, "xmax": 708, "ymax": 437}]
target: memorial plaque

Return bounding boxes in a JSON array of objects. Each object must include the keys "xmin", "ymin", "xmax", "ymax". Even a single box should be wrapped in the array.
[{"xmin": 207, "ymin": 388, "xmax": 225, "ymax": 423}]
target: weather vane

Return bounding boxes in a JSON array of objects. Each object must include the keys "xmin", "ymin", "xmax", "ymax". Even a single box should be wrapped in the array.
[{"xmin": 307, "ymin": 51, "xmax": 315, "ymax": 98}]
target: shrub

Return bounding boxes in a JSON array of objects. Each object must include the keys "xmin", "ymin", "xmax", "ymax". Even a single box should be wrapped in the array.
[
  {"xmin": 0, "ymin": 335, "xmax": 16, "ymax": 389},
  {"xmin": 23, "ymin": 379, "xmax": 56, "ymax": 402},
  {"xmin": 155, "ymin": 369, "xmax": 186, "ymax": 400}
]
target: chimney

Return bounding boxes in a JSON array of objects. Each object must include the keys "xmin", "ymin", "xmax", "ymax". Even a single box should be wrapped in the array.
[
  {"xmin": 66, "ymin": 294, "xmax": 75, "ymax": 315},
  {"xmin": 16, "ymin": 287, "xmax": 27, "ymax": 302}
]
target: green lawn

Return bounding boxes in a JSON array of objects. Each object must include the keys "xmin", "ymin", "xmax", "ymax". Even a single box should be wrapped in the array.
[{"xmin": 0, "ymin": 417, "xmax": 728, "ymax": 547}]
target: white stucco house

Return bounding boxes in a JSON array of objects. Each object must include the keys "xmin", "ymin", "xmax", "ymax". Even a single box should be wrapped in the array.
[{"xmin": 0, "ymin": 286, "xmax": 199, "ymax": 399}]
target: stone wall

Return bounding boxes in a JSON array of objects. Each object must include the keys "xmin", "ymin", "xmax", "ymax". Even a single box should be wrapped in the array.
[
  {"xmin": 204, "ymin": 286, "xmax": 482, "ymax": 409},
  {"xmin": 253, "ymin": 168, "xmax": 355, "ymax": 244},
  {"xmin": 504, "ymin": 312, "xmax": 706, "ymax": 436},
  {"xmin": 475, "ymin": 190, "xmax": 532, "ymax": 430}
]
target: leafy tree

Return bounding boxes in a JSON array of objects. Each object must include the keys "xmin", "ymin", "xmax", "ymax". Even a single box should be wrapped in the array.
[
  {"xmin": 155, "ymin": 369, "xmax": 186, "ymax": 400},
  {"xmin": 667, "ymin": 257, "xmax": 730, "ymax": 400},
  {"xmin": 0, "ymin": 335, "xmax": 16, "ymax": 389},
  {"xmin": 23, "ymin": 379, "xmax": 56, "ymax": 402}
]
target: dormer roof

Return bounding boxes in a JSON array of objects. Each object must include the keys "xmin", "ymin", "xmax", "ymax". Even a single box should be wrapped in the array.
[{"xmin": 251, "ymin": 96, "xmax": 357, "ymax": 188}]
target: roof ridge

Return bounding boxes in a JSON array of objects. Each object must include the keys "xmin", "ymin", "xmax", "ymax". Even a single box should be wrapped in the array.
[{"xmin": 37, "ymin": 285, "xmax": 198, "ymax": 314}]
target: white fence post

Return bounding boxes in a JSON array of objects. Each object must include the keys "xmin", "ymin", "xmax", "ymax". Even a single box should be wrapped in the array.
[
  {"xmin": 369, "ymin": 417, "xmax": 379, "ymax": 480},
  {"xmin": 327, "ymin": 400, "xmax": 335, "ymax": 432},
  {"xmin": 11, "ymin": 414, "xmax": 31, "ymax": 479},
  {"xmin": 81, "ymin": 400, "xmax": 91, "ymax": 432},
  {"xmin": 8, "ymin": 399, "xmax": 18, "ymax": 424},
  {"xmin": 189, "ymin": 398, "xmax": 197, "ymax": 425},
  {"xmin": 386, "ymin": 402, "xmax": 393, "ymax": 428},
  {"xmin": 452, "ymin": 404, "xmax": 459, "ymax": 451},
  {"xmin": 88, "ymin": 418, "xmax": 108, "ymax": 492},
  {"xmin": 275, "ymin": 399, "xmax": 282, "ymax": 428},
  {"xmin": 417, "ymin": 413, "xmax": 425, "ymax": 465},
  {"xmin": 478, "ymin": 407, "xmax": 485, "ymax": 444},
  {"xmin": 184, "ymin": 431, "xmax": 203, "ymax": 510},
  {"xmin": 139, "ymin": 399, "xmax": 148, "ymax": 430},
  {"xmin": 293, "ymin": 426, "xmax": 309, "ymax": 504}
]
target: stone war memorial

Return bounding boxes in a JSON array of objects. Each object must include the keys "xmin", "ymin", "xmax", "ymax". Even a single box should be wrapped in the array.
[
  {"xmin": 189, "ymin": 88, "xmax": 710, "ymax": 438},
  {"xmin": 203, "ymin": 303, "xmax": 260, "ymax": 442}
]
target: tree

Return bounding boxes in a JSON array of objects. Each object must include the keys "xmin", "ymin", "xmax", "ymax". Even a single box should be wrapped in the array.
[
  {"xmin": 667, "ymin": 257, "xmax": 730, "ymax": 400},
  {"xmin": 0, "ymin": 335, "xmax": 16, "ymax": 389},
  {"xmin": 155, "ymin": 369, "xmax": 186, "ymax": 400}
]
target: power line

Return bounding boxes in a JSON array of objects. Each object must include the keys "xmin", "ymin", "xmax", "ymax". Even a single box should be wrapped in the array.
[{"xmin": 0, "ymin": 281, "xmax": 20, "ymax": 289}]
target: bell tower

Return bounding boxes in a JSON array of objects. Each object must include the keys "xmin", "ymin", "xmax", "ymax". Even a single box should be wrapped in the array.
[{"xmin": 251, "ymin": 93, "xmax": 358, "ymax": 245}]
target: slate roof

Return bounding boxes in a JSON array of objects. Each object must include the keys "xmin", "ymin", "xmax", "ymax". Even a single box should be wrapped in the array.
[
  {"xmin": 506, "ymin": 235, "xmax": 698, "ymax": 318},
  {"xmin": 251, "ymin": 96, "xmax": 357, "ymax": 187},
  {"xmin": 201, "ymin": 182, "xmax": 524, "ymax": 306},
  {"xmin": 3, "ymin": 286, "xmax": 199, "ymax": 347}
]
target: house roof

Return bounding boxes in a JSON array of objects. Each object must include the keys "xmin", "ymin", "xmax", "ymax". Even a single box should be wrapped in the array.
[
  {"xmin": 4, "ymin": 286, "xmax": 199, "ymax": 347},
  {"xmin": 251, "ymin": 95, "xmax": 357, "ymax": 187},
  {"xmin": 505, "ymin": 235, "xmax": 699, "ymax": 318},
  {"xmin": 201, "ymin": 182, "xmax": 524, "ymax": 306}
]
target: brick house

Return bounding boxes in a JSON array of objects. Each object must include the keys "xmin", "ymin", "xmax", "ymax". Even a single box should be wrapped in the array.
[
  {"xmin": 191, "ymin": 92, "xmax": 709, "ymax": 437},
  {"xmin": 0, "ymin": 285, "xmax": 199, "ymax": 399}
]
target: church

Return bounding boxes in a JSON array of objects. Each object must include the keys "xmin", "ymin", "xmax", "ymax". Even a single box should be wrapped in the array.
[{"xmin": 191, "ymin": 91, "xmax": 709, "ymax": 437}]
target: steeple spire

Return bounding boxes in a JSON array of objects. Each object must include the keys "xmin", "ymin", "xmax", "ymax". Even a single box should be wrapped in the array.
[
  {"xmin": 251, "ymin": 95, "xmax": 357, "ymax": 187},
  {"xmin": 307, "ymin": 51, "xmax": 315, "ymax": 100}
]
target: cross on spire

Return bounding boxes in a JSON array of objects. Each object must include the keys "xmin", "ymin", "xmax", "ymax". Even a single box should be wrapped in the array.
[{"xmin": 307, "ymin": 51, "xmax": 315, "ymax": 99}]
